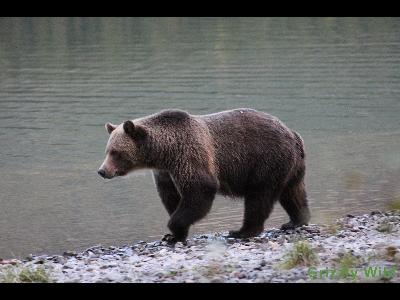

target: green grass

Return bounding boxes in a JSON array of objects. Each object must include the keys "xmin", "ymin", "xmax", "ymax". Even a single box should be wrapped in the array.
[
  {"xmin": 376, "ymin": 221, "xmax": 396, "ymax": 233},
  {"xmin": 318, "ymin": 213, "xmax": 344, "ymax": 235},
  {"xmin": 372, "ymin": 246, "xmax": 400, "ymax": 263},
  {"xmin": 323, "ymin": 222, "xmax": 344, "ymax": 235},
  {"xmin": 0, "ymin": 265, "xmax": 52, "ymax": 283},
  {"xmin": 193, "ymin": 263, "xmax": 235, "ymax": 280},
  {"xmin": 332, "ymin": 252, "xmax": 362, "ymax": 269},
  {"xmin": 197, "ymin": 265, "xmax": 223, "ymax": 278},
  {"xmin": 281, "ymin": 241, "xmax": 319, "ymax": 269}
]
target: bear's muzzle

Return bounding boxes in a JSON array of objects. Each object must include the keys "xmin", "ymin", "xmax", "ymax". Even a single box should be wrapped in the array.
[{"xmin": 97, "ymin": 169, "xmax": 106, "ymax": 178}]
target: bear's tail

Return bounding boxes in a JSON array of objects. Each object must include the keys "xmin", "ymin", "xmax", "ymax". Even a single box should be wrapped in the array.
[{"xmin": 292, "ymin": 131, "xmax": 305, "ymax": 159}]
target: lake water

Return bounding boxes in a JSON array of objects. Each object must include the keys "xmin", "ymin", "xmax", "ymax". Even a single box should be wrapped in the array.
[{"xmin": 1, "ymin": 17, "xmax": 399, "ymax": 259}]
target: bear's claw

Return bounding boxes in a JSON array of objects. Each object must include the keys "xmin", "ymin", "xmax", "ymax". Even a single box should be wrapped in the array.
[
  {"xmin": 227, "ymin": 230, "xmax": 258, "ymax": 239},
  {"xmin": 280, "ymin": 221, "xmax": 306, "ymax": 231},
  {"xmin": 161, "ymin": 234, "xmax": 187, "ymax": 246},
  {"xmin": 161, "ymin": 234, "xmax": 177, "ymax": 244}
]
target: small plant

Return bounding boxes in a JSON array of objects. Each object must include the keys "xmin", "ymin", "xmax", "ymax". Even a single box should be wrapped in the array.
[
  {"xmin": 333, "ymin": 252, "xmax": 362, "ymax": 269},
  {"xmin": 385, "ymin": 246, "xmax": 398, "ymax": 261},
  {"xmin": 374, "ymin": 246, "xmax": 400, "ymax": 263},
  {"xmin": 365, "ymin": 253, "xmax": 377, "ymax": 264},
  {"xmin": 376, "ymin": 221, "xmax": 396, "ymax": 233},
  {"xmin": 379, "ymin": 276, "xmax": 393, "ymax": 283},
  {"xmin": 285, "ymin": 234, "xmax": 305, "ymax": 243},
  {"xmin": 323, "ymin": 222, "xmax": 344, "ymax": 235},
  {"xmin": 281, "ymin": 241, "xmax": 318, "ymax": 269},
  {"xmin": 192, "ymin": 262, "xmax": 235, "ymax": 281},
  {"xmin": 0, "ymin": 265, "xmax": 52, "ymax": 283},
  {"xmin": 199, "ymin": 264, "xmax": 222, "ymax": 278},
  {"xmin": 200, "ymin": 264, "xmax": 230, "ymax": 277},
  {"xmin": 320, "ymin": 215, "xmax": 344, "ymax": 235},
  {"xmin": 167, "ymin": 270, "xmax": 178, "ymax": 277}
]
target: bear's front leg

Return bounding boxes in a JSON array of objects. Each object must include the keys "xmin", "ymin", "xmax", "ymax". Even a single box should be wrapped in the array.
[
  {"xmin": 165, "ymin": 177, "xmax": 217, "ymax": 244},
  {"xmin": 153, "ymin": 170, "xmax": 181, "ymax": 216}
]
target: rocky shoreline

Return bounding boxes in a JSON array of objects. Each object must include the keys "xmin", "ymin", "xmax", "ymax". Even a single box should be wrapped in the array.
[{"xmin": 1, "ymin": 211, "xmax": 399, "ymax": 283}]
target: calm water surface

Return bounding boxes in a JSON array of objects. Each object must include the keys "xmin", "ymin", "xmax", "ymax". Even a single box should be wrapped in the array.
[{"xmin": 1, "ymin": 17, "xmax": 399, "ymax": 258}]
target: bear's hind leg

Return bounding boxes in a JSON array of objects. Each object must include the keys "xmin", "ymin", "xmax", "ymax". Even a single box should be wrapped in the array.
[
  {"xmin": 153, "ymin": 170, "xmax": 181, "ymax": 216},
  {"xmin": 279, "ymin": 179, "xmax": 310, "ymax": 230},
  {"xmin": 228, "ymin": 191, "xmax": 275, "ymax": 239}
]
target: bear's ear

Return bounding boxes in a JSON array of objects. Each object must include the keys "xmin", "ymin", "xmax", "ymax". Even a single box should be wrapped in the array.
[
  {"xmin": 123, "ymin": 120, "xmax": 147, "ymax": 140},
  {"xmin": 105, "ymin": 123, "xmax": 116, "ymax": 134}
]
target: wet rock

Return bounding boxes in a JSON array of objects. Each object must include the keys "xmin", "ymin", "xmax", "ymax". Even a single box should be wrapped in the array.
[
  {"xmin": 2, "ymin": 211, "xmax": 399, "ymax": 283},
  {"xmin": 62, "ymin": 264, "xmax": 73, "ymax": 270},
  {"xmin": 63, "ymin": 251, "xmax": 77, "ymax": 257},
  {"xmin": 0, "ymin": 258, "xmax": 19, "ymax": 265},
  {"xmin": 25, "ymin": 254, "xmax": 34, "ymax": 261},
  {"xmin": 370, "ymin": 211, "xmax": 382, "ymax": 216},
  {"xmin": 226, "ymin": 238, "xmax": 236, "ymax": 244},
  {"xmin": 34, "ymin": 258, "xmax": 45, "ymax": 264},
  {"xmin": 271, "ymin": 278, "xmax": 287, "ymax": 283}
]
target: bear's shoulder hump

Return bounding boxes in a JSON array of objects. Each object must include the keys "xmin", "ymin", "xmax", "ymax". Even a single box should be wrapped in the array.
[{"xmin": 158, "ymin": 109, "xmax": 190, "ymax": 121}]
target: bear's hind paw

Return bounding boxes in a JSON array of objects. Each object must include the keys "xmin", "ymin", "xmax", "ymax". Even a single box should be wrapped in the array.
[
  {"xmin": 227, "ymin": 229, "xmax": 261, "ymax": 239},
  {"xmin": 280, "ymin": 221, "xmax": 307, "ymax": 231}
]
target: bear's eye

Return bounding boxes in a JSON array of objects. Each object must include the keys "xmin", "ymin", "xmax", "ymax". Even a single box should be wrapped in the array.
[{"xmin": 110, "ymin": 150, "xmax": 121, "ymax": 158}]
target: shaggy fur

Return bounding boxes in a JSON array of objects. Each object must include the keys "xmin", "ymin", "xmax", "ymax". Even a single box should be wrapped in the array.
[{"xmin": 98, "ymin": 108, "xmax": 310, "ymax": 243}]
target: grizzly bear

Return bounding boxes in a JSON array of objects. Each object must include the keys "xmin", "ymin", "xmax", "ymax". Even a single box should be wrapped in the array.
[{"xmin": 98, "ymin": 108, "xmax": 310, "ymax": 244}]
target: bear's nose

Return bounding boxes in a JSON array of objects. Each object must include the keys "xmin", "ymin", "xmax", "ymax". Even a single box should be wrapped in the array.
[{"xmin": 98, "ymin": 169, "xmax": 106, "ymax": 178}]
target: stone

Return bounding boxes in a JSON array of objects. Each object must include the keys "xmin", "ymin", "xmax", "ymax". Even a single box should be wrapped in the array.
[
  {"xmin": 63, "ymin": 251, "xmax": 77, "ymax": 257},
  {"xmin": 4, "ymin": 211, "xmax": 399, "ymax": 283},
  {"xmin": 25, "ymin": 254, "xmax": 34, "ymax": 261},
  {"xmin": 370, "ymin": 211, "xmax": 382, "ymax": 216},
  {"xmin": 0, "ymin": 259, "xmax": 19, "ymax": 265}
]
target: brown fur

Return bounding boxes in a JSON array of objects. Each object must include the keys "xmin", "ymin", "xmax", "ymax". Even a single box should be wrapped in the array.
[{"xmin": 98, "ymin": 108, "xmax": 310, "ymax": 243}]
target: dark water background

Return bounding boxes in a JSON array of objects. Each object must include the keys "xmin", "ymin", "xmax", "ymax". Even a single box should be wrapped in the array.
[{"xmin": 0, "ymin": 17, "xmax": 399, "ymax": 258}]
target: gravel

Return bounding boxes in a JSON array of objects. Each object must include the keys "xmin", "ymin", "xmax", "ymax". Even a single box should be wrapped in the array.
[{"xmin": 1, "ymin": 211, "xmax": 399, "ymax": 283}]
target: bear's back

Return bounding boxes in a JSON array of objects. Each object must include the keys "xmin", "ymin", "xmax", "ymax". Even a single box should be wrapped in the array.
[
  {"xmin": 200, "ymin": 108, "xmax": 292, "ymax": 143},
  {"xmin": 199, "ymin": 108, "xmax": 299, "ymax": 196}
]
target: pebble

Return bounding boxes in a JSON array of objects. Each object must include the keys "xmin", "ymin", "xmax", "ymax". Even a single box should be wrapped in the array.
[
  {"xmin": 1, "ymin": 211, "xmax": 399, "ymax": 283},
  {"xmin": 0, "ymin": 259, "xmax": 19, "ymax": 265},
  {"xmin": 63, "ymin": 251, "xmax": 77, "ymax": 257}
]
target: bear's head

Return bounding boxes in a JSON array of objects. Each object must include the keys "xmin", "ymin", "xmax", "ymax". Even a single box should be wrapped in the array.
[{"xmin": 98, "ymin": 120, "xmax": 147, "ymax": 179}]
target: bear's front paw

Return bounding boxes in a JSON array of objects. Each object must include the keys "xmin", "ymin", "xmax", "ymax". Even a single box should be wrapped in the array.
[
  {"xmin": 161, "ymin": 233, "xmax": 177, "ymax": 244},
  {"xmin": 162, "ymin": 233, "xmax": 188, "ymax": 246}
]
